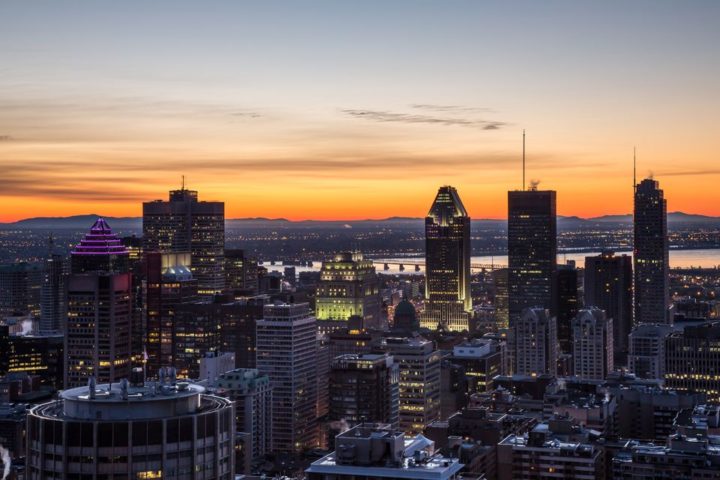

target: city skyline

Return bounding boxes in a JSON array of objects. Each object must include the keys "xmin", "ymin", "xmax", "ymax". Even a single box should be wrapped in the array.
[{"xmin": 2, "ymin": 1, "xmax": 720, "ymax": 221}]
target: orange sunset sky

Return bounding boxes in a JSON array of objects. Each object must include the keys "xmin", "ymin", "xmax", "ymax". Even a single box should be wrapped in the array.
[{"xmin": 1, "ymin": 1, "xmax": 719, "ymax": 222}]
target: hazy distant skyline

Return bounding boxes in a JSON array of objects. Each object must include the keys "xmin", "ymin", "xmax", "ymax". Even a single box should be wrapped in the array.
[{"xmin": 1, "ymin": 1, "xmax": 719, "ymax": 221}]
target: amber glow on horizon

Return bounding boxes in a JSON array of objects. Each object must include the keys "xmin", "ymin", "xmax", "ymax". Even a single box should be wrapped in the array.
[{"xmin": 2, "ymin": 1, "xmax": 719, "ymax": 222}]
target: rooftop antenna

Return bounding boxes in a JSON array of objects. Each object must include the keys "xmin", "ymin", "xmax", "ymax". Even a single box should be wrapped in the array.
[
  {"xmin": 181, "ymin": 174, "xmax": 185, "ymax": 191},
  {"xmin": 633, "ymin": 147, "xmax": 637, "ymax": 192},
  {"xmin": 522, "ymin": 129, "xmax": 526, "ymax": 191}
]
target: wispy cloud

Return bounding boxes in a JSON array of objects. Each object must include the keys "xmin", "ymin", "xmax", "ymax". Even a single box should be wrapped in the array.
[
  {"xmin": 657, "ymin": 169, "xmax": 720, "ymax": 177},
  {"xmin": 410, "ymin": 104, "xmax": 494, "ymax": 114},
  {"xmin": 341, "ymin": 108, "xmax": 506, "ymax": 130}
]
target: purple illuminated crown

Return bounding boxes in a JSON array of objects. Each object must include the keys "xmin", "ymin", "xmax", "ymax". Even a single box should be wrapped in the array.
[{"xmin": 71, "ymin": 218, "xmax": 128, "ymax": 256}]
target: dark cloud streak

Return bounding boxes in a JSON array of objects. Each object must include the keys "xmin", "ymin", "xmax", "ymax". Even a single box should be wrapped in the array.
[{"xmin": 341, "ymin": 109, "xmax": 506, "ymax": 130}]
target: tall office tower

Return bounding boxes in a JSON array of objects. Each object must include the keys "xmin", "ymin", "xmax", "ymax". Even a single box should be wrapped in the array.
[
  {"xmin": 507, "ymin": 189, "xmax": 557, "ymax": 325},
  {"xmin": 628, "ymin": 323, "xmax": 673, "ymax": 379},
  {"xmin": 0, "ymin": 262, "xmax": 42, "ymax": 318},
  {"xmin": 665, "ymin": 322, "xmax": 720, "ymax": 403},
  {"xmin": 175, "ymin": 296, "xmax": 266, "ymax": 376},
  {"xmin": 143, "ymin": 252, "xmax": 198, "ymax": 378},
  {"xmin": 584, "ymin": 251, "xmax": 633, "ymax": 366},
  {"xmin": 65, "ymin": 219, "xmax": 133, "ymax": 388},
  {"xmin": 315, "ymin": 251, "xmax": 382, "ymax": 333},
  {"xmin": 329, "ymin": 354, "xmax": 399, "ymax": 428},
  {"xmin": 39, "ymin": 238, "xmax": 67, "ymax": 334},
  {"xmin": 380, "ymin": 337, "xmax": 441, "ymax": 434},
  {"xmin": 572, "ymin": 308, "xmax": 613, "ymax": 380},
  {"xmin": 213, "ymin": 368, "xmax": 273, "ymax": 460},
  {"xmin": 634, "ymin": 178, "xmax": 670, "ymax": 324},
  {"xmin": 551, "ymin": 263, "xmax": 578, "ymax": 357},
  {"xmin": 513, "ymin": 307, "xmax": 557, "ymax": 376},
  {"xmin": 491, "ymin": 268, "xmax": 509, "ymax": 329},
  {"xmin": 143, "ymin": 186, "xmax": 225, "ymax": 296},
  {"xmin": 26, "ymin": 380, "xmax": 235, "ymax": 479},
  {"xmin": 256, "ymin": 302, "xmax": 319, "ymax": 453},
  {"xmin": 422, "ymin": 186, "xmax": 472, "ymax": 332},
  {"xmin": 225, "ymin": 249, "xmax": 258, "ymax": 295}
]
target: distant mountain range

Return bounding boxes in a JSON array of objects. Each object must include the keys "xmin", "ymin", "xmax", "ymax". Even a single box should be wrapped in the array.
[{"xmin": 1, "ymin": 212, "xmax": 719, "ymax": 230}]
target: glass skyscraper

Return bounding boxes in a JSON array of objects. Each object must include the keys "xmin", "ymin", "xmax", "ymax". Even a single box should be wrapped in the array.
[
  {"xmin": 422, "ymin": 186, "xmax": 472, "ymax": 332},
  {"xmin": 634, "ymin": 178, "xmax": 669, "ymax": 324},
  {"xmin": 507, "ymin": 189, "xmax": 557, "ymax": 325}
]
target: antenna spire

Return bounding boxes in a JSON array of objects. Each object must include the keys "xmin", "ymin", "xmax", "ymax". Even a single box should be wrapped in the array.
[
  {"xmin": 182, "ymin": 175, "xmax": 185, "ymax": 191},
  {"xmin": 522, "ymin": 129, "xmax": 526, "ymax": 191},
  {"xmin": 633, "ymin": 147, "xmax": 636, "ymax": 192}
]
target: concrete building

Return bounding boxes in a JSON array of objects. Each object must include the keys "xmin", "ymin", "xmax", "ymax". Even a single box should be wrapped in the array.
[
  {"xmin": 0, "ymin": 262, "xmax": 42, "ymax": 319},
  {"xmin": 212, "ymin": 368, "xmax": 272, "ymax": 460},
  {"xmin": 379, "ymin": 337, "xmax": 442, "ymax": 434},
  {"xmin": 584, "ymin": 251, "xmax": 633, "ymax": 366},
  {"xmin": 224, "ymin": 249, "xmax": 258, "ymax": 295},
  {"xmin": 143, "ymin": 187, "xmax": 225, "ymax": 296},
  {"xmin": 315, "ymin": 251, "xmax": 382, "ymax": 332},
  {"xmin": 39, "ymin": 237, "xmax": 67, "ymax": 334},
  {"xmin": 329, "ymin": 353, "xmax": 399, "ymax": 429},
  {"xmin": 65, "ymin": 219, "xmax": 133, "ymax": 388},
  {"xmin": 256, "ymin": 302, "xmax": 319, "ymax": 453},
  {"xmin": 497, "ymin": 417, "xmax": 604, "ymax": 480},
  {"xmin": 306, "ymin": 423, "xmax": 465, "ymax": 480},
  {"xmin": 513, "ymin": 308, "xmax": 557, "ymax": 377},
  {"xmin": 26, "ymin": 377, "xmax": 235, "ymax": 479},
  {"xmin": 665, "ymin": 321, "xmax": 720, "ymax": 403},
  {"xmin": 628, "ymin": 323, "xmax": 673, "ymax": 379},
  {"xmin": 572, "ymin": 308, "xmax": 613, "ymax": 381},
  {"xmin": 450, "ymin": 339, "xmax": 503, "ymax": 394}
]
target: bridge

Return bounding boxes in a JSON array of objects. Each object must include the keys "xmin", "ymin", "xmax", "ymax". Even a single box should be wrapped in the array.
[{"xmin": 372, "ymin": 259, "xmax": 506, "ymax": 272}]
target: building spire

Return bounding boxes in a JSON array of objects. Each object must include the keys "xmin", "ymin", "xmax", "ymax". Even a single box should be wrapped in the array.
[
  {"xmin": 181, "ymin": 174, "xmax": 185, "ymax": 191},
  {"xmin": 522, "ymin": 129, "xmax": 526, "ymax": 191},
  {"xmin": 633, "ymin": 147, "xmax": 636, "ymax": 191}
]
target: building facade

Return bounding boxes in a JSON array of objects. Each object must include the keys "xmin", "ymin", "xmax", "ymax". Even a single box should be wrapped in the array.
[
  {"xmin": 26, "ymin": 379, "xmax": 235, "ymax": 479},
  {"xmin": 584, "ymin": 251, "xmax": 633, "ymax": 366},
  {"xmin": 507, "ymin": 189, "xmax": 557, "ymax": 325},
  {"xmin": 422, "ymin": 186, "xmax": 472, "ymax": 332},
  {"xmin": 380, "ymin": 337, "xmax": 441, "ymax": 434},
  {"xmin": 143, "ymin": 187, "xmax": 225, "ymax": 296},
  {"xmin": 513, "ymin": 308, "xmax": 557, "ymax": 377},
  {"xmin": 256, "ymin": 302, "xmax": 319, "ymax": 453},
  {"xmin": 65, "ymin": 219, "xmax": 133, "ymax": 388},
  {"xmin": 329, "ymin": 353, "xmax": 399, "ymax": 429},
  {"xmin": 315, "ymin": 251, "xmax": 382, "ymax": 332},
  {"xmin": 572, "ymin": 307, "xmax": 613, "ymax": 381},
  {"xmin": 634, "ymin": 178, "xmax": 670, "ymax": 324}
]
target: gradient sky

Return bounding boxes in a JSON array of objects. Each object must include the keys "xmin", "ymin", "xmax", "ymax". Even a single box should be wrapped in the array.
[{"xmin": 1, "ymin": 1, "xmax": 719, "ymax": 221}]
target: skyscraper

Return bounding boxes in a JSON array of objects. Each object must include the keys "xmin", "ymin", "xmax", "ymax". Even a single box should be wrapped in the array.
[
  {"xmin": 256, "ymin": 302, "xmax": 319, "ymax": 453},
  {"xmin": 572, "ymin": 307, "xmax": 613, "ymax": 380},
  {"xmin": 584, "ymin": 251, "xmax": 633, "ymax": 366},
  {"xmin": 551, "ymin": 263, "xmax": 578, "ymax": 357},
  {"xmin": 634, "ymin": 178, "xmax": 670, "ymax": 324},
  {"xmin": 507, "ymin": 189, "xmax": 557, "ymax": 324},
  {"xmin": 143, "ymin": 186, "xmax": 225, "ymax": 296},
  {"xmin": 225, "ymin": 248, "xmax": 258, "ymax": 295},
  {"xmin": 315, "ymin": 251, "xmax": 382, "ymax": 332},
  {"xmin": 65, "ymin": 219, "xmax": 132, "ymax": 388},
  {"xmin": 39, "ymin": 237, "xmax": 67, "ymax": 334},
  {"xmin": 379, "ymin": 337, "xmax": 441, "ymax": 434},
  {"xmin": 422, "ymin": 186, "xmax": 472, "ymax": 332},
  {"xmin": 143, "ymin": 252, "xmax": 198, "ymax": 378}
]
